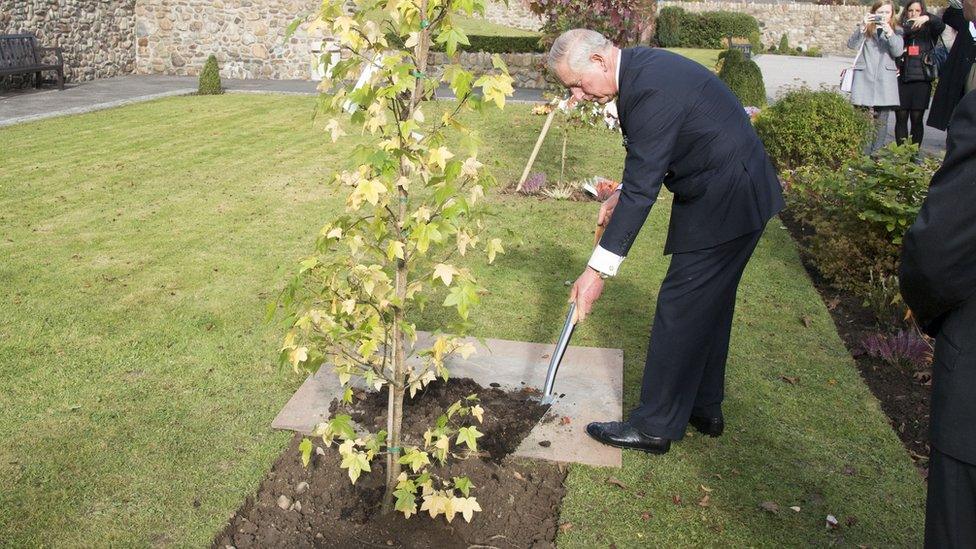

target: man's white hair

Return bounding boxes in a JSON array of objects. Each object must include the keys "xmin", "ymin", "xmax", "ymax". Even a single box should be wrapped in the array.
[{"xmin": 547, "ymin": 29, "xmax": 612, "ymax": 75}]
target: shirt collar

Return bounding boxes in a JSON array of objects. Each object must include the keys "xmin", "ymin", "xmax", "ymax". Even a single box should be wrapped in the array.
[{"xmin": 614, "ymin": 48, "xmax": 621, "ymax": 92}]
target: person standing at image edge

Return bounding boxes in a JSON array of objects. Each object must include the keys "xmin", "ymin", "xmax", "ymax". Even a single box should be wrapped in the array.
[{"xmin": 848, "ymin": 0, "xmax": 905, "ymax": 154}]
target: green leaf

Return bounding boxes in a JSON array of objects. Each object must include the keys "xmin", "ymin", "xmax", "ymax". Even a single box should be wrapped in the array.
[
  {"xmin": 456, "ymin": 426, "xmax": 483, "ymax": 451},
  {"xmin": 398, "ymin": 448, "xmax": 432, "ymax": 473},
  {"xmin": 285, "ymin": 17, "xmax": 302, "ymax": 41},
  {"xmin": 436, "ymin": 27, "xmax": 470, "ymax": 57},
  {"xmin": 299, "ymin": 437, "xmax": 313, "ymax": 468},
  {"xmin": 330, "ymin": 415, "xmax": 356, "ymax": 440},
  {"xmin": 340, "ymin": 449, "xmax": 371, "ymax": 484},
  {"xmin": 453, "ymin": 476, "xmax": 474, "ymax": 497}
]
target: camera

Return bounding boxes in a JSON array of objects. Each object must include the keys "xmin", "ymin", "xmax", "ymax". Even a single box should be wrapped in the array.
[{"xmin": 868, "ymin": 14, "xmax": 885, "ymax": 23}]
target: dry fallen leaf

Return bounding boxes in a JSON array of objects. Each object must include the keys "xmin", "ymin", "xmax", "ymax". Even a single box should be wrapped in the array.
[
  {"xmin": 640, "ymin": 511, "xmax": 652, "ymax": 521},
  {"xmin": 513, "ymin": 471, "xmax": 525, "ymax": 481},
  {"xmin": 607, "ymin": 476, "xmax": 628, "ymax": 490},
  {"xmin": 826, "ymin": 514, "xmax": 839, "ymax": 529},
  {"xmin": 759, "ymin": 501, "xmax": 780, "ymax": 514},
  {"xmin": 790, "ymin": 506, "xmax": 801, "ymax": 513},
  {"xmin": 780, "ymin": 375, "xmax": 800, "ymax": 385},
  {"xmin": 672, "ymin": 494, "xmax": 682, "ymax": 505},
  {"xmin": 698, "ymin": 494, "xmax": 711, "ymax": 507},
  {"xmin": 827, "ymin": 378, "xmax": 838, "ymax": 386},
  {"xmin": 801, "ymin": 315, "xmax": 813, "ymax": 328},
  {"xmin": 699, "ymin": 484, "xmax": 713, "ymax": 493},
  {"xmin": 559, "ymin": 522, "xmax": 573, "ymax": 533},
  {"xmin": 560, "ymin": 416, "xmax": 571, "ymax": 425},
  {"xmin": 826, "ymin": 298, "xmax": 841, "ymax": 310}
]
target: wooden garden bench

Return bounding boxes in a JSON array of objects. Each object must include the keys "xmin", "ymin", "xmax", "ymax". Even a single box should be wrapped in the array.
[{"xmin": 0, "ymin": 33, "xmax": 65, "ymax": 90}]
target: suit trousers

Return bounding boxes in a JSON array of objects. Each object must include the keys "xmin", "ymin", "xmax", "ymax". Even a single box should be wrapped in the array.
[
  {"xmin": 628, "ymin": 228, "xmax": 763, "ymax": 440},
  {"xmin": 925, "ymin": 446, "xmax": 976, "ymax": 548}
]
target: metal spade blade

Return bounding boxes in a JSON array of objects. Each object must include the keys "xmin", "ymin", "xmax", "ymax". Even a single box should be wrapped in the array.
[{"xmin": 541, "ymin": 302, "xmax": 577, "ymax": 405}]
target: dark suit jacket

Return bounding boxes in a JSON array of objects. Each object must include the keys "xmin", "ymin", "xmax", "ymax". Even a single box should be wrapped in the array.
[
  {"xmin": 900, "ymin": 90, "xmax": 976, "ymax": 464},
  {"xmin": 928, "ymin": 7, "xmax": 976, "ymax": 130},
  {"xmin": 599, "ymin": 47, "xmax": 784, "ymax": 256}
]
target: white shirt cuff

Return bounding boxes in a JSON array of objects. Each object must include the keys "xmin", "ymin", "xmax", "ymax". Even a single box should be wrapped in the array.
[{"xmin": 588, "ymin": 245, "xmax": 625, "ymax": 276}]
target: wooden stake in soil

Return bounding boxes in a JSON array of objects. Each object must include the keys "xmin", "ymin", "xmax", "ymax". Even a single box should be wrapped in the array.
[{"xmin": 515, "ymin": 108, "xmax": 556, "ymax": 192}]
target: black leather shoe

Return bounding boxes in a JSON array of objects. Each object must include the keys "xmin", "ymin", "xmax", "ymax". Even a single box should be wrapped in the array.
[
  {"xmin": 688, "ymin": 415, "xmax": 724, "ymax": 437},
  {"xmin": 585, "ymin": 421, "xmax": 671, "ymax": 454}
]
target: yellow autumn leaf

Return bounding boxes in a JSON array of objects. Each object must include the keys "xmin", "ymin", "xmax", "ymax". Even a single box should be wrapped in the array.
[
  {"xmin": 387, "ymin": 241, "xmax": 405, "ymax": 260},
  {"xmin": 428, "ymin": 146, "xmax": 454, "ymax": 170},
  {"xmin": 461, "ymin": 157, "xmax": 482, "ymax": 177},
  {"xmin": 453, "ymin": 496, "xmax": 482, "ymax": 523},
  {"xmin": 325, "ymin": 118, "xmax": 345, "ymax": 143},
  {"xmin": 289, "ymin": 346, "xmax": 308, "ymax": 368},
  {"xmin": 355, "ymin": 178, "xmax": 387, "ymax": 206},
  {"xmin": 487, "ymin": 238, "xmax": 504, "ymax": 264},
  {"xmin": 471, "ymin": 404, "xmax": 484, "ymax": 423},
  {"xmin": 432, "ymin": 263, "xmax": 457, "ymax": 286}
]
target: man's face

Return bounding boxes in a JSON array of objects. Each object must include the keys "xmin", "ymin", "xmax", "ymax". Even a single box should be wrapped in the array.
[{"xmin": 555, "ymin": 55, "xmax": 617, "ymax": 104}]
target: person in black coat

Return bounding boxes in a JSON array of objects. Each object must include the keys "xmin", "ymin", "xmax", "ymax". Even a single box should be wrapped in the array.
[
  {"xmin": 900, "ymin": 0, "xmax": 976, "ymax": 541},
  {"xmin": 927, "ymin": 0, "xmax": 975, "ymax": 130},
  {"xmin": 896, "ymin": 0, "xmax": 945, "ymax": 145},
  {"xmin": 547, "ymin": 29, "xmax": 785, "ymax": 454}
]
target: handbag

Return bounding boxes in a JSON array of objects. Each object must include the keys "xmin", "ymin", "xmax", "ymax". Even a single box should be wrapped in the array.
[{"xmin": 840, "ymin": 38, "xmax": 866, "ymax": 93}]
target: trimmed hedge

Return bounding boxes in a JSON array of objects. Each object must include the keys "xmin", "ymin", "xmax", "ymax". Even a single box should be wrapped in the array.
[
  {"xmin": 656, "ymin": 7, "xmax": 760, "ymax": 49},
  {"xmin": 718, "ymin": 49, "xmax": 766, "ymax": 107},
  {"xmin": 430, "ymin": 34, "xmax": 544, "ymax": 54},
  {"xmin": 754, "ymin": 88, "xmax": 872, "ymax": 171}
]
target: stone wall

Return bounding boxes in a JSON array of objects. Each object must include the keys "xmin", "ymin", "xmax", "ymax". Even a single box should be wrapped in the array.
[
  {"xmin": 134, "ymin": 0, "xmax": 324, "ymax": 79},
  {"xmin": 0, "ymin": 0, "xmax": 136, "ymax": 83},
  {"xmin": 484, "ymin": 0, "xmax": 543, "ymax": 32},
  {"xmin": 660, "ymin": 1, "xmax": 867, "ymax": 56},
  {"xmin": 430, "ymin": 51, "xmax": 548, "ymax": 89}
]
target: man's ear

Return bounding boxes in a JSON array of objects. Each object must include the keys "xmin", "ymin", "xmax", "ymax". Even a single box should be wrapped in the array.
[{"xmin": 590, "ymin": 52, "xmax": 609, "ymax": 72}]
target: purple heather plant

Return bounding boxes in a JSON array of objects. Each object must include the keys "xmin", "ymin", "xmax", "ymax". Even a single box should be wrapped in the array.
[
  {"xmin": 520, "ymin": 172, "xmax": 546, "ymax": 194},
  {"xmin": 861, "ymin": 330, "xmax": 932, "ymax": 370}
]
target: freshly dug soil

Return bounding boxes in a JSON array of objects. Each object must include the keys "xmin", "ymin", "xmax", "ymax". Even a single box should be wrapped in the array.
[
  {"xmin": 781, "ymin": 211, "xmax": 931, "ymax": 473},
  {"xmin": 214, "ymin": 379, "xmax": 568, "ymax": 548}
]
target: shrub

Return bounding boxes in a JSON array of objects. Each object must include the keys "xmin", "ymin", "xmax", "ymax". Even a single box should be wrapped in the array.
[
  {"xmin": 754, "ymin": 88, "xmax": 872, "ymax": 171},
  {"xmin": 656, "ymin": 6, "xmax": 684, "ymax": 47},
  {"xmin": 198, "ymin": 54, "xmax": 223, "ymax": 95},
  {"xmin": 654, "ymin": 8, "xmax": 759, "ymax": 48},
  {"xmin": 787, "ymin": 143, "xmax": 938, "ymax": 307},
  {"xmin": 429, "ymin": 34, "xmax": 544, "ymax": 54},
  {"xmin": 718, "ymin": 48, "xmax": 767, "ymax": 107},
  {"xmin": 520, "ymin": 172, "xmax": 547, "ymax": 194},
  {"xmin": 861, "ymin": 330, "xmax": 932, "ymax": 370},
  {"xmin": 778, "ymin": 33, "xmax": 790, "ymax": 53}
]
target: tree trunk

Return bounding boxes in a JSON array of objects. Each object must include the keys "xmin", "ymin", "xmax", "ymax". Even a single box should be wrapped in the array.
[{"xmin": 382, "ymin": 0, "xmax": 431, "ymax": 514}]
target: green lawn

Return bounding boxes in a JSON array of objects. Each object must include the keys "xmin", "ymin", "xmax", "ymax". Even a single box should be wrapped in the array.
[
  {"xmin": 666, "ymin": 47, "xmax": 721, "ymax": 70},
  {"xmin": 0, "ymin": 95, "xmax": 923, "ymax": 546}
]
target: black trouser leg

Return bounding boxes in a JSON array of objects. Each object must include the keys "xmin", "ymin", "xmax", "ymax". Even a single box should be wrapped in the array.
[
  {"xmin": 911, "ymin": 109, "xmax": 925, "ymax": 145},
  {"xmin": 895, "ymin": 109, "xmax": 910, "ymax": 145},
  {"xmin": 628, "ymin": 229, "xmax": 764, "ymax": 439},
  {"xmin": 925, "ymin": 447, "xmax": 976, "ymax": 548}
]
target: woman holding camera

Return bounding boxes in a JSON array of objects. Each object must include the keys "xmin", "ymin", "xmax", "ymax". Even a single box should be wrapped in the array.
[
  {"xmin": 896, "ymin": 0, "xmax": 945, "ymax": 145},
  {"xmin": 847, "ymin": 0, "xmax": 905, "ymax": 154}
]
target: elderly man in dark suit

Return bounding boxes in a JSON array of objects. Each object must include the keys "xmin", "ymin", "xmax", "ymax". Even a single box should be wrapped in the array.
[
  {"xmin": 548, "ymin": 29, "xmax": 785, "ymax": 454},
  {"xmin": 901, "ymin": 1, "xmax": 976, "ymax": 545}
]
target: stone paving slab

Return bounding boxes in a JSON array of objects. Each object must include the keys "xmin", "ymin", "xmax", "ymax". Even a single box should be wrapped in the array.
[{"xmin": 272, "ymin": 331, "xmax": 624, "ymax": 468}]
